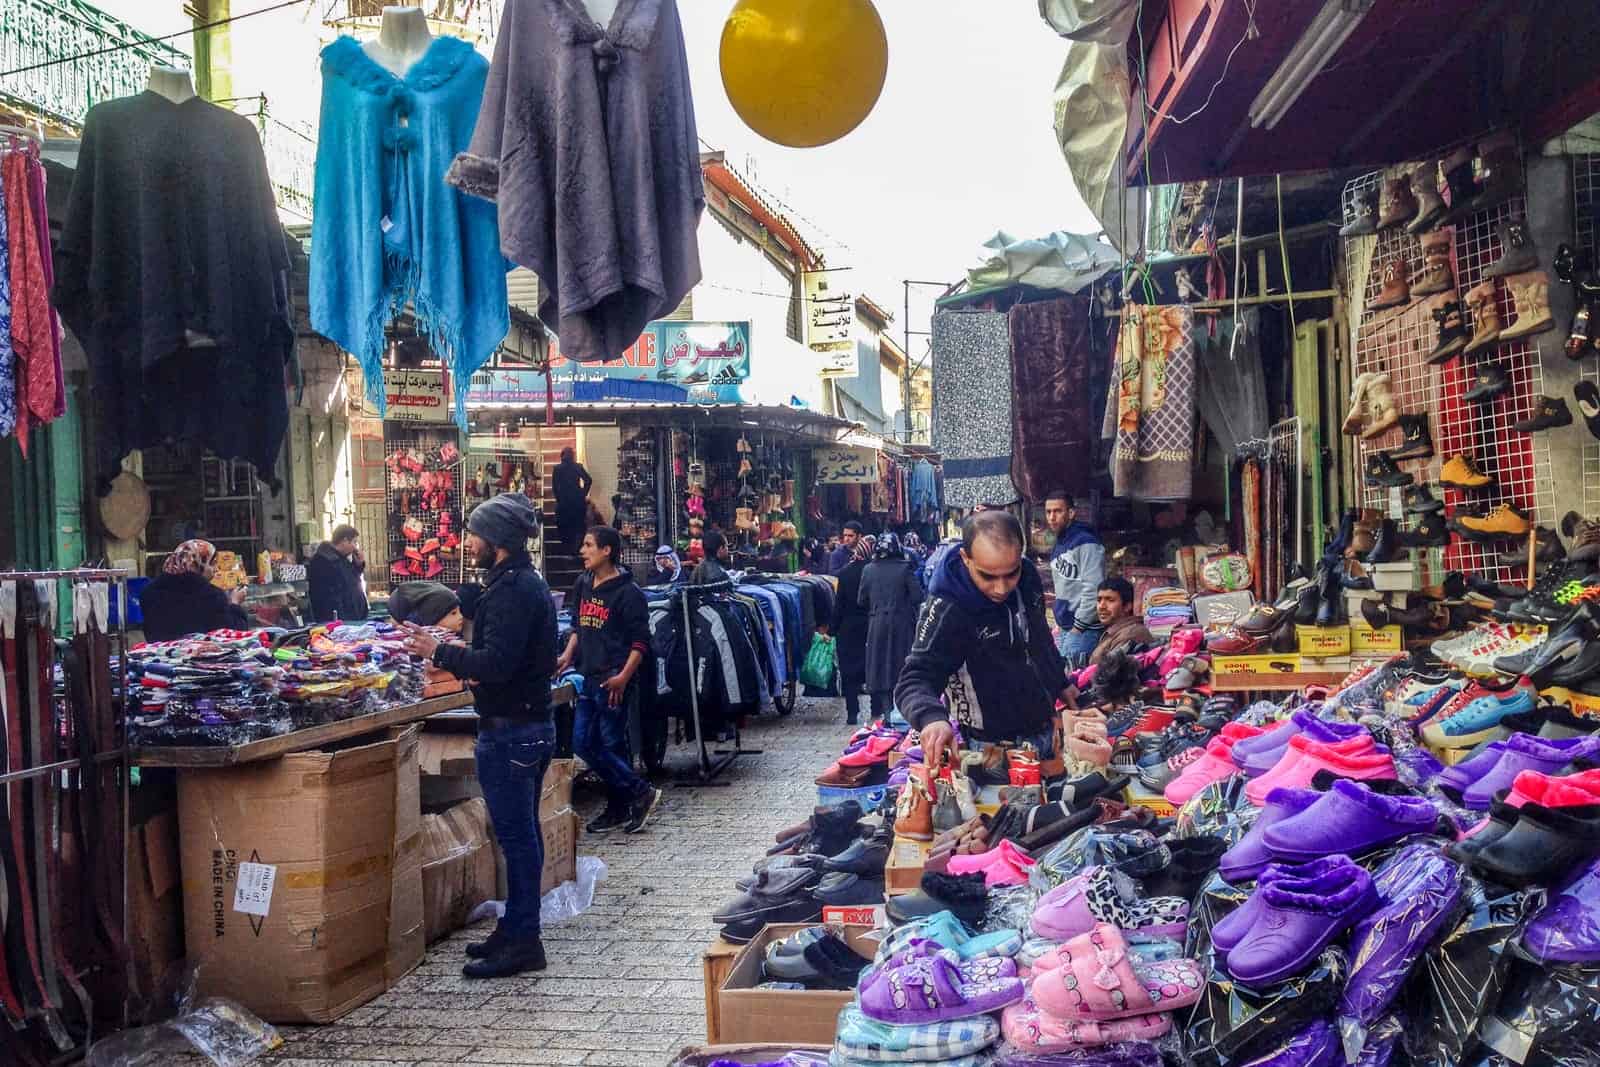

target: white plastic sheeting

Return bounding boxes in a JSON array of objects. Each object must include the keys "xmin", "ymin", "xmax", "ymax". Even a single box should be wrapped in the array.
[{"xmin": 967, "ymin": 230, "xmax": 1124, "ymax": 294}]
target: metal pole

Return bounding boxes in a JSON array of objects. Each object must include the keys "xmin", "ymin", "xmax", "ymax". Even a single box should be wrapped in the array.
[{"xmin": 903, "ymin": 282, "xmax": 913, "ymax": 444}]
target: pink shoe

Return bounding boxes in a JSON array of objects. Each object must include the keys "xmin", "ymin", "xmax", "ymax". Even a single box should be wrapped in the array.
[
  {"xmin": 1163, "ymin": 737, "xmax": 1244, "ymax": 806},
  {"xmin": 1244, "ymin": 736, "xmax": 1394, "ymax": 805},
  {"xmin": 1001, "ymin": 997, "xmax": 1172, "ymax": 1052},
  {"xmin": 1243, "ymin": 733, "xmax": 1375, "ymax": 804},
  {"xmin": 947, "ymin": 839, "xmax": 1037, "ymax": 887},
  {"xmin": 1032, "ymin": 923, "xmax": 1204, "ymax": 1021},
  {"xmin": 839, "ymin": 733, "xmax": 901, "ymax": 767}
]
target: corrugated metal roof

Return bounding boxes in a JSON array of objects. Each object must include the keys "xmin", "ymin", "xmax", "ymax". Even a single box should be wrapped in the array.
[{"xmin": 507, "ymin": 268, "xmax": 541, "ymax": 316}]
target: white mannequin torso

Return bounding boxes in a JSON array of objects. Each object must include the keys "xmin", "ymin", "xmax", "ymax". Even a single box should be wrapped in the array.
[
  {"xmin": 363, "ymin": 6, "xmax": 434, "ymax": 77},
  {"xmin": 581, "ymin": 0, "xmax": 621, "ymax": 28},
  {"xmin": 147, "ymin": 64, "xmax": 196, "ymax": 104}
]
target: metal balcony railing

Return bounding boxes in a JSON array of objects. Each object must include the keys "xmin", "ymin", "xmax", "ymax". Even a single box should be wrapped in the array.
[
  {"xmin": 226, "ymin": 95, "xmax": 318, "ymax": 222},
  {"xmin": 320, "ymin": 0, "xmax": 500, "ymax": 43},
  {"xmin": 0, "ymin": 0, "xmax": 188, "ymax": 129}
]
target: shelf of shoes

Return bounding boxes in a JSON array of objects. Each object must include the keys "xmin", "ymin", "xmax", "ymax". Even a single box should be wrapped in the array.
[
  {"xmin": 383, "ymin": 426, "xmax": 465, "ymax": 587},
  {"xmin": 617, "ymin": 427, "xmax": 662, "ymax": 568},
  {"xmin": 1343, "ymin": 153, "xmax": 1554, "ymax": 586},
  {"xmin": 1573, "ymin": 153, "xmax": 1600, "ymax": 522}
]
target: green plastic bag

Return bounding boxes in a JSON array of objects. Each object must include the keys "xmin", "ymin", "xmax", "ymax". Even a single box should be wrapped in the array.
[{"xmin": 799, "ymin": 633, "xmax": 837, "ymax": 690}]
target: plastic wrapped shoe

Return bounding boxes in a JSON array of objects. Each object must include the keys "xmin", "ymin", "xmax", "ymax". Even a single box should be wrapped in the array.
[
  {"xmin": 1225, "ymin": 856, "xmax": 1377, "ymax": 986},
  {"xmin": 1338, "ymin": 843, "xmax": 1466, "ymax": 1026}
]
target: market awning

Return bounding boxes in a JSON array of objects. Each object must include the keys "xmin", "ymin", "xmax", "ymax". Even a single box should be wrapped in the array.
[
  {"xmin": 1127, "ymin": 0, "xmax": 1600, "ymax": 185},
  {"xmin": 465, "ymin": 401, "xmax": 861, "ymax": 444}
]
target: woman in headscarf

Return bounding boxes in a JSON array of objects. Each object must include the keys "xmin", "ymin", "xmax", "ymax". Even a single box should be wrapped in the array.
[
  {"xmin": 858, "ymin": 533, "xmax": 924, "ymax": 719},
  {"xmin": 140, "ymin": 539, "xmax": 252, "ymax": 641},
  {"xmin": 829, "ymin": 534, "xmax": 875, "ymax": 724},
  {"xmin": 644, "ymin": 545, "xmax": 684, "ymax": 586}
]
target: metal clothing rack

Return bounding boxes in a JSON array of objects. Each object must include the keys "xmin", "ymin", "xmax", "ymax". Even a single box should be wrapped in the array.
[
  {"xmin": 671, "ymin": 579, "xmax": 762, "ymax": 787},
  {"xmin": 0, "ymin": 568, "xmax": 132, "ymax": 1059}
]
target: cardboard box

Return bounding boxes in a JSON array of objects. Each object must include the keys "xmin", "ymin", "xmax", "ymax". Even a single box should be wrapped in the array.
[
  {"xmin": 1372, "ymin": 561, "xmax": 1419, "ymax": 592},
  {"xmin": 388, "ymin": 726, "xmax": 425, "ymax": 986},
  {"xmin": 540, "ymin": 807, "xmax": 579, "ymax": 895},
  {"xmin": 1125, "ymin": 781, "xmax": 1175, "ymax": 818},
  {"xmin": 702, "ymin": 936, "xmax": 745, "ymax": 1044},
  {"xmin": 717, "ymin": 924, "xmax": 878, "ymax": 1046},
  {"xmin": 415, "ymin": 737, "xmax": 575, "ymax": 822},
  {"xmin": 128, "ymin": 810, "xmax": 184, "ymax": 1007},
  {"xmin": 1351, "ymin": 622, "xmax": 1404, "ymax": 653},
  {"xmin": 884, "ymin": 836, "xmax": 929, "ymax": 895},
  {"xmin": 1213, "ymin": 653, "xmax": 1302, "ymax": 676},
  {"xmin": 176, "ymin": 731, "xmax": 410, "ymax": 1024},
  {"xmin": 420, "ymin": 799, "xmax": 498, "ymax": 944},
  {"xmin": 1295, "ymin": 625, "xmax": 1351, "ymax": 657}
]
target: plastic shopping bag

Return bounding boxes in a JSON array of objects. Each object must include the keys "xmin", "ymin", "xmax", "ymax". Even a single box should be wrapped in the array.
[{"xmin": 799, "ymin": 633, "xmax": 837, "ymax": 690}]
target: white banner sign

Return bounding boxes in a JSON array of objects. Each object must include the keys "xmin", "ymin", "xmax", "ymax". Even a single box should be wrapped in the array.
[
  {"xmin": 363, "ymin": 369, "xmax": 450, "ymax": 423},
  {"xmin": 804, "ymin": 270, "xmax": 854, "ymax": 355},
  {"xmin": 814, "ymin": 445, "xmax": 879, "ymax": 484}
]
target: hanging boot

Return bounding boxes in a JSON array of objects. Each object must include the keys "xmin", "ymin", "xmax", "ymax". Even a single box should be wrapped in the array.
[
  {"xmin": 1568, "ymin": 300, "xmax": 1599, "ymax": 361},
  {"xmin": 1411, "ymin": 230, "xmax": 1455, "ymax": 296},
  {"xmin": 1500, "ymin": 271, "xmax": 1555, "ymax": 340},
  {"xmin": 1390, "ymin": 414, "xmax": 1434, "ymax": 460},
  {"xmin": 1485, "ymin": 218, "xmax": 1540, "ymax": 279},
  {"xmin": 1463, "ymin": 282, "xmax": 1504, "ymax": 357},
  {"xmin": 1512, "ymin": 395, "xmax": 1573, "ymax": 434},
  {"xmin": 1471, "ymin": 132, "xmax": 1523, "ymax": 211},
  {"xmin": 1366, "ymin": 519, "xmax": 1403, "ymax": 564},
  {"xmin": 1404, "ymin": 484, "xmax": 1444, "ymax": 513},
  {"xmin": 1395, "ymin": 513, "xmax": 1449, "ymax": 549},
  {"xmin": 1342, "ymin": 372, "xmax": 1376, "ymax": 436},
  {"xmin": 1407, "ymin": 161, "xmax": 1448, "ymax": 233},
  {"xmin": 1440, "ymin": 453, "xmax": 1495, "ymax": 491},
  {"xmin": 1427, "ymin": 298, "xmax": 1470, "ymax": 363},
  {"xmin": 1340, "ymin": 183, "xmax": 1380, "ymax": 237},
  {"xmin": 1370, "ymin": 259, "xmax": 1412, "ymax": 310},
  {"xmin": 1439, "ymin": 146, "xmax": 1478, "ymax": 223},
  {"xmin": 1361, "ymin": 373, "xmax": 1401, "ymax": 439},
  {"xmin": 1376, "ymin": 176, "xmax": 1418, "ymax": 231},
  {"xmin": 1498, "ymin": 527, "xmax": 1566, "ymax": 570},
  {"xmin": 1464, "ymin": 359, "xmax": 1509, "ymax": 403},
  {"xmin": 1364, "ymin": 452, "xmax": 1414, "ymax": 489}
]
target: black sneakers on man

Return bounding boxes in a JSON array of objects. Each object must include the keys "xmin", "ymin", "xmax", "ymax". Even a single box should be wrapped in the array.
[
  {"xmin": 463, "ymin": 936, "xmax": 547, "ymax": 979},
  {"xmin": 627, "ymin": 787, "xmax": 664, "ymax": 833}
]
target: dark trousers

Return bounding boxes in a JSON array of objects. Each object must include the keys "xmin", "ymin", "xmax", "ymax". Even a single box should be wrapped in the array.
[
  {"xmin": 574, "ymin": 684, "xmax": 650, "ymax": 810},
  {"xmin": 475, "ymin": 718, "xmax": 555, "ymax": 940},
  {"xmin": 870, "ymin": 691, "xmax": 892, "ymax": 717}
]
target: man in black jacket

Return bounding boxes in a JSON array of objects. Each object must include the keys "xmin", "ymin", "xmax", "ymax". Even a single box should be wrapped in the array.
[
  {"xmin": 895, "ymin": 510, "xmax": 1073, "ymax": 769},
  {"xmin": 306, "ymin": 525, "xmax": 369, "ymax": 623},
  {"xmin": 402, "ymin": 494, "xmax": 558, "ymax": 979}
]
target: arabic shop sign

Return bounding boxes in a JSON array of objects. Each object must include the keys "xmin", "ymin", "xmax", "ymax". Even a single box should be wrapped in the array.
[
  {"xmin": 364, "ymin": 368, "xmax": 450, "ymax": 422},
  {"xmin": 813, "ymin": 445, "xmax": 879, "ymax": 484},
  {"xmin": 464, "ymin": 367, "xmax": 575, "ymax": 405},
  {"xmin": 803, "ymin": 270, "xmax": 854, "ymax": 355},
  {"xmin": 544, "ymin": 321, "xmax": 752, "ymax": 387}
]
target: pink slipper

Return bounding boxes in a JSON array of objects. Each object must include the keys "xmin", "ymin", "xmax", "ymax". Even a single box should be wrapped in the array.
[
  {"xmin": 1243, "ymin": 733, "xmax": 1377, "ymax": 804},
  {"xmin": 1032, "ymin": 923, "xmax": 1205, "ymax": 1021},
  {"xmin": 1244, "ymin": 735, "xmax": 1393, "ymax": 805},
  {"xmin": 1163, "ymin": 737, "xmax": 1244, "ymax": 806},
  {"xmin": 1031, "ymin": 866, "xmax": 1189, "ymax": 942},
  {"xmin": 947, "ymin": 838, "xmax": 1036, "ymax": 887},
  {"xmin": 1002, "ymin": 998, "xmax": 1172, "ymax": 1051},
  {"xmin": 839, "ymin": 733, "xmax": 902, "ymax": 767}
]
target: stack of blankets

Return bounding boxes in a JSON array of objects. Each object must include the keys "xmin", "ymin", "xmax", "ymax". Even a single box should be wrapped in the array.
[{"xmin": 1141, "ymin": 587, "xmax": 1193, "ymax": 635}]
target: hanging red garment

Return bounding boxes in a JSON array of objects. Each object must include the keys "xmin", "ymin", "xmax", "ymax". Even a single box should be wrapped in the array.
[{"xmin": 5, "ymin": 151, "xmax": 58, "ymax": 455}]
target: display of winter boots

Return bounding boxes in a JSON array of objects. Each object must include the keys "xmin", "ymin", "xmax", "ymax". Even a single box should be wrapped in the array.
[
  {"xmin": 1395, "ymin": 513, "xmax": 1450, "ymax": 549},
  {"xmin": 1512, "ymin": 395, "xmax": 1573, "ymax": 433},
  {"xmin": 1350, "ymin": 509, "xmax": 1383, "ymax": 555},
  {"xmin": 1464, "ymin": 360, "xmax": 1509, "ymax": 403},
  {"xmin": 1404, "ymin": 484, "xmax": 1444, "ymax": 513},
  {"xmin": 1439, "ymin": 146, "xmax": 1478, "ymax": 223},
  {"xmin": 1365, "ymin": 519, "xmax": 1403, "ymax": 564},
  {"xmin": 1500, "ymin": 271, "xmax": 1555, "ymax": 340},
  {"xmin": 1342, "ymin": 372, "xmax": 1376, "ymax": 436},
  {"xmin": 1316, "ymin": 563, "xmax": 1347, "ymax": 626},
  {"xmin": 1390, "ymin": 414, "xmax": 1434, "ymax": 460},
  {"xmin": 1486, "ymin": 218, "xmax": 1540, "ymax": 279},
  {"xmin": 1365, "ymin": 452, "xmax": 1413, "ymax": 488},
  {"xmin": 1376, "ymin": 176, "xmax": 1419, "ymax": 231},
  {"xmin": 1408, "ymin": 161, "xmax": 1448, "ymax": 233},
  {"xmin": 1440, "ymin": 453, "xmax": 1495, "ymax": 490},
  {"xmin": 1412, "ymin": 230, "xmax": 1455, "ymax": 296},
  {"xmin": 1498, "ymin": 527, "xmax": 1566, "ymax": 569},
  {"xmin": 1471, "ymin": 133, "xmax": 1523, "ymax": 211},
  {"xmin": 1361, "ymin": 373, "xmax": 1401, "ymax": 438},
  {"xmin": 1427, "ymin": 299, "xmax": 1469, "ymax": 363},
  {"xmin": 1452, "ymin": 503, "xmax": 1532, "ymax": 542},
  {"xmin": 1463, "ymin": 282, "xmax": 1504, "ymax": 357},
  {"xmin": 1567, "ymin": 301, "xmax": 1598, "ymax": 361},
  {"xmin": 1371, "ymin": 259, "xmax": 1412, "ymax": 310},
  {"xmin": 1340, "ymin": 183, "xmax": 1380, "ymax": 237}
]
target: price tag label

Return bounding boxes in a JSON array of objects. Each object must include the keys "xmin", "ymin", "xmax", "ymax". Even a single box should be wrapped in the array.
[
  {"xmin": 233, "ymin": 861, "xmax": 277, "ymax": 918},
  {"xmin": 1388, "ymin": 487, "xmax": 1404, "ymax": 520}
]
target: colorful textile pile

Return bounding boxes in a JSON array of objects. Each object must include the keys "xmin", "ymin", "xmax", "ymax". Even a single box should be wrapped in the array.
[
  {"xmin": 0, "ymin": 138, "xmax": 64, "ymax": 453},
  {"xmin": 1141, "ymin": 587, "xmax": 1193, "ymax": 634}
]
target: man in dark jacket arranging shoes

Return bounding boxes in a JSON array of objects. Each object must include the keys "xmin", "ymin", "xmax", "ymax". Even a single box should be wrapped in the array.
[{"xmin": 402, "ymin": 493, "xmax": 557, "ymax": 979}]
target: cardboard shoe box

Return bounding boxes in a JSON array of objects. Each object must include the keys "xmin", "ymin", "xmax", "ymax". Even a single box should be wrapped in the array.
[
  {"xmin": 884, "ymin": 835, "xmax": 930, "ymax": 895},
  {"xmin": 176, "ymin": 728, "xmax": 420, "ymax": 1024},
  {"xmin": 420, "ymin": 798, "xmax": 498, "ymax": 944},
  {"xmin": 717, "ymin": 923, "xmax": 880, "ymax": 1046}
]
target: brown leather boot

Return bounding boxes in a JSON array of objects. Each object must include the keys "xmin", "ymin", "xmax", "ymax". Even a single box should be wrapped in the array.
[
  {"xmin": 1463, "ymin": 282, "xmax": 1504, "ymax": 356},
  {"xmin": 1500, "ymin": 271, "xmax": 1555, "ymax": 340},
  {"xmin": 1407, "ymin": 161, "xmax": 1447, "ymax": 233},
  {"xmin": 1370, "ymin": 259, "xmax": 1411, "ymax": 310},
  {"xmin": 1411, "ymin": 230, "xmax": 1455, "ymax": 296},
  {"xmin": 1377, "ymin": 176, "xmax": 1418, "ymax": 231},
  {"xmin": 895, "ymin": 768, "xmax": 935, "ymax": 841},
  {"xmin": 1471, "ymin": 132, "xmax": 1523, "ymax": 212},
  {"xmin": 1361, "ymin": 373, "xmax": 1400, "ymax": 439}
]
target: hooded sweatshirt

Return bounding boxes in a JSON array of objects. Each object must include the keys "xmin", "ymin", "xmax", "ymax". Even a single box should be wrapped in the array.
[
  {"xmin": 569, "ymin": 567, "xmax": 652, "ymax": 682},
  {"xmin": 895, "ymin": 544, "xmax": 1069, "ymax": 742},
  {"xmin": 1049, "ymin": 520, "xmax": 1105, "ymax": 631}
]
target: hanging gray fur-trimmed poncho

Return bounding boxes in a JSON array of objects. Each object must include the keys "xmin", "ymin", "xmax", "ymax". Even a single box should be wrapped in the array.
[{"xmin": 448, "ymin": 0, "xmax": 705, "ymax": 363}]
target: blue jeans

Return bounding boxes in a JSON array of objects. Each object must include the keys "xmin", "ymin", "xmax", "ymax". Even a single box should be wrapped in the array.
[
  {"xmin": 476, "ymin": 718, "xmax": 556, "ymax": 940},
  {"xmin": 1058, "ymin": 627, "xmax": 1103, "ymax": 670},
  {"xmin": 574, "ymin": 684, "xmax": 650, "ymax": 810}
]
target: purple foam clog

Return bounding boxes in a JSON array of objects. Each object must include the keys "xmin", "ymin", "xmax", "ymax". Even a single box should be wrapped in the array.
[
  {"xmin": 1225, "ymin": 854, "xmax": 1377, "ymax": 986},
  {"xmin": 1338, "ymin": 843, "xmax": 1465, "ymax": 1025},
  {"xmin": 1521, "ymin": 855, "xmax": 1600, "ymax": 965},
  {"xmin": 1235, "ymin": 714, "xmax": 1366, "ymax": 778},
  {"xmin": 1212, "ymin": 856, "xmax": 1353, "ymax": 953},
  {"xmin": 1434, "ymin": 739, "xmax": 1512, "ymax": 796},
  {"xmin": 1219, "ymin": 788, "xmax": 1320, "ymax": 883},
  {"xmin": 1460, "ymin": 734, "xmax": 1600, "ymax": 810},
  {"xmin": 1262, "ymin": 780, "xmax": 1440, "ymax": 861}
]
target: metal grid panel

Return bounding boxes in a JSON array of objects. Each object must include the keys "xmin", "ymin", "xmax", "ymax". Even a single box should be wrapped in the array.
[
  {"xmin": 383, "ymin": 426, "xmax": 465, "ymax": 586},
  {"xmin": 1575, "ymin": 154, "xmax": 1600, "ymax": 522},
  {"xmin": 1344, "ymin": 164, "xmax": 1553, "ymax": 584}
]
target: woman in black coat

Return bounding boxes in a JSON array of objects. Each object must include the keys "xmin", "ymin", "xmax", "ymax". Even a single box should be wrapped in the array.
[
  {"xmin": 141, "ymin": 539, "xmax": 252, "ymax": 642},
  {"xmin": 829, "ymin": 536, "xmax": 874, "ymax": 724},
  {"xmin": 858, "ymin": 533, "xmax": 924, "ymax": 719}
]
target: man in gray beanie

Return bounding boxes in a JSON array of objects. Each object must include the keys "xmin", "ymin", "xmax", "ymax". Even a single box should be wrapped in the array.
[{"xmin": 403, "ymin": 493, "xmax": 558, "ymax": 978}]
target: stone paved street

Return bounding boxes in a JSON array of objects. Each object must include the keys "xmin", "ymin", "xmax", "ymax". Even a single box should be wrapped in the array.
[{"xmin": 264, "ymin": 695, "xmax": 848, "ymax": 1066}]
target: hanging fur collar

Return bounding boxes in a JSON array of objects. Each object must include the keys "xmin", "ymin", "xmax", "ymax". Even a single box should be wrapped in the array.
[
  {"xmin": 321, "ymin": 34, "xmax": 476, "ymax": 96},
  {"xmin": 544, "ymin": 0, "xmax": 661, "ymax": 50}
]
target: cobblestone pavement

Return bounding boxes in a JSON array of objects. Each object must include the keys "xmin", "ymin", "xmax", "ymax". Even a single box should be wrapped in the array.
[{"xmin": 266, "ymin": 695, "xmax": 848, "ymax": 1067}]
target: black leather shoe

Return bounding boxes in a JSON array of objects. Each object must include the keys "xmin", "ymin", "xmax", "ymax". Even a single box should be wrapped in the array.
[
  {"xmin": 463, "ymin": 936, "xmax": 547, "ymax": 978},
  {"xmin": 465, "ymin": 924, "xmax": 509, "ymax": 960},
  {"xmin": 1470, "ymin": 801, "xmax": 1600, "ymax": 888},
  {"xmin": 1365, "ymin": 519, "xmax": 1403, "ymax": 564},
  {"xmin": 824, "ymin": 835, "xmax": 891, "ymax": 876}
]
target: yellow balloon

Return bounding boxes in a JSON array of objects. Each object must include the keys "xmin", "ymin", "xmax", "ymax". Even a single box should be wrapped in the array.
[{"xmin": 719, "ymin": 0, "xmax": 888, "ymax": 149}]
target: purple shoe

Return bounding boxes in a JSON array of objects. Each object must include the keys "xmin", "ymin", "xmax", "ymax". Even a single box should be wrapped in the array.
[
  {"xmin": 1211, "ymin": 856, "xmax": 1354, "ymax": 954},
  {"xmin": 1338, "ymin": 843, "xmax": 1465, "ymax": 1025},
  {"xmin": 1434, "ymin": 740, "xmax": 1511, "ymax": 796},
  {"xmin": 1237, "ymin": 1018, "xmax": 1342, "ymax": 1067},
  {"xmin": 859, "ymin": 950, "xmax": 1025, "ymax": 1023},
  {"xmin": 1225, "ymin": 855, "xmax": 1377, "ymax": 986},
  {"xmin": 1262, "ymin": 780, "xmax": 1439, "ymax": 861},
  {"xmin": 1460, "ymin": 734, "xmax": 1600, "ymax": 810},
  {"xmin": 1218, "ymin": 788, "xmax": 1321, "ymax": 883},
  {"xmin": 1521, "ymin": 856, "xmax": 1600, "ymax": 964},
  {"xmin": 1236, "ymin": 714, "xmax": 1367, "ymax": 777}
]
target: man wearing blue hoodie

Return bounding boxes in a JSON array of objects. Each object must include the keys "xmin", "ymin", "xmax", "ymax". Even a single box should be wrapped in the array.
[
  {"xmin": 1046, "ymin": 492, "xmax": 1105, "ymax": 668},
  {"xmin": 896, "ymin": 510, "xmax": 1073, "ymax": 769}
]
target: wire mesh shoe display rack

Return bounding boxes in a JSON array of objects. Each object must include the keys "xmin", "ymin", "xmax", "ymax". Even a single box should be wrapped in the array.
[
  {"xmin": 1343, "ymin": 157, "xmax": 1554, "ymax": 586},
  {"xmin": 1574, "ymin": 153, "xmax": 1600, "ymax": 520}
]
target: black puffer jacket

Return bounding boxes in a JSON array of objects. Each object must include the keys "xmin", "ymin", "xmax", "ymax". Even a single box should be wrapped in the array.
[
  {"xmin": 432, "ymin": 550, "xmax": 557, "ymax": 720},
  {"xmin": 140, "ymin": 572, "xmax": 250, "ymax": 642}
]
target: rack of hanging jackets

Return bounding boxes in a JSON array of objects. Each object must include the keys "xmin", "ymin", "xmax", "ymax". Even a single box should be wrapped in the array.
[
  {"xmin": 1, "ymin": 569, "xmax": 132, "ymax": 1061},
  {"xmin": 0, "ymin": 132, "xmax": 65, "ymax": 455}
]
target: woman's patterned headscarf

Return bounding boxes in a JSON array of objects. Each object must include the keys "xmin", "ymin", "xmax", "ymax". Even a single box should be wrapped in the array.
[{"xmin": 162, "ymin": 539, "xmax": 220, "ymax": 578}]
